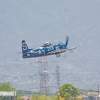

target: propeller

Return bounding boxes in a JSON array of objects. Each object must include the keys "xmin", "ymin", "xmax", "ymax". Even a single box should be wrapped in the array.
[{"xmin": 66, "ymin": 36, "xmax": 69, "ymax": 45}]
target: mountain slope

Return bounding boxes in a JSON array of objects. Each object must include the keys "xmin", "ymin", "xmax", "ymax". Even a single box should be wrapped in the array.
[{"xmin": 0, "ymin": 0, "xmax": 100, "ymax": 91}]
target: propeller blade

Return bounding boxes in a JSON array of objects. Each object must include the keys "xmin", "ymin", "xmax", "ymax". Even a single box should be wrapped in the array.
[{"xmin": 66, "ymin": 36, "xmax": 69, "ymax": 45}]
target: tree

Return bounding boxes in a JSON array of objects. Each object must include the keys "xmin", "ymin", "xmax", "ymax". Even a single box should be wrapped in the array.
[
  {"xmin": 0, "ymin": 82, "xmax": 16, "ymax": 100},
  {"xmin": 59, "ymin": 83, "xmax": 79, "ymax": 100},
  {"xmin": 0, "ymin": 82, "xmax": 15, "ymax": 91}
]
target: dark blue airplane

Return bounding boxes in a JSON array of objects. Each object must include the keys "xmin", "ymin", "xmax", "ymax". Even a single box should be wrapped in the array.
[{"xmin": 22, "ymin": 37, "xmax": 76, "ymax": 58}]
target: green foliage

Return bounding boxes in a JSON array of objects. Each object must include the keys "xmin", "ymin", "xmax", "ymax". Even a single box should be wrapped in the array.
[
  {"xmin": 59, "ymin": 83, "xmax": 79, "ymax": 100},
  {"xmin": 31, "ymin": 94, "xmax": 58, "ymax": 100},
  {"xmin": 0, "ymin": 82, "xmax": 15, "ymax": 91},
  {"xmin": 0, "ymin": 82, "xmax": 16, "ymax": 100}
]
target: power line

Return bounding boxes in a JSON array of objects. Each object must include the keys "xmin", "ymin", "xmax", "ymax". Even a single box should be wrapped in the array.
[{"xmin": 0, "ymin": 59, "xmax": 100, "ymax": 66}]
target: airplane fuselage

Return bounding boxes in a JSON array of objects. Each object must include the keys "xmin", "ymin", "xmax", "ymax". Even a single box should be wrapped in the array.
[{"xmin": 22, "ymin": 43, "xmax": 67, "ymax": 58}]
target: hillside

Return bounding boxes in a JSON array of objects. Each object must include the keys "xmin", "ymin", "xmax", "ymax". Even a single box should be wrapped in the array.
[{"xmin": 0, "ymin": 0, "xmax": 100, "ymax": 92}]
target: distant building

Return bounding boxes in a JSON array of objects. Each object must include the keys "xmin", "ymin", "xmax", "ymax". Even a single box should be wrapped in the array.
[
  {"xmin": 76, "ymin": 94, "xmax": 87, "ymax": 100},
  {"xmin": 76, "ymin": 92, "xmax": 100, "ymax": 100},
  {"xmin": 87, "ymin": 92, "xmax": 98, "ymax": 96},
  {"xmin": 86, "ymin": 92, "xmax": 100, "ymax": 100},
  {"xmin": 21, "ymin": 96, "xmax": 31, "ymax": 100},
  {"xmin": 86, "ymin": 95, "xmax": 96, "ymax": 100}
]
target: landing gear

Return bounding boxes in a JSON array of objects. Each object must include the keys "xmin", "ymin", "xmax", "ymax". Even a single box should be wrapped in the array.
[{"xmin": 56, "ymin": 53, "xmax": 61, "ymax": 58}]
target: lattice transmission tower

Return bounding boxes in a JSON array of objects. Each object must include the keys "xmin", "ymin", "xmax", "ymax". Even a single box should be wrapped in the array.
[
  {"xmin": 37, "ymin": 57, "xmax": 50, "ymax": 94},
  {"xmin": 56, "ymin": 65, "xmax": 60, "ymax": 91}
]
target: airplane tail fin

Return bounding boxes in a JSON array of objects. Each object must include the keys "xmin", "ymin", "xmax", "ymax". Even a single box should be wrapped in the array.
[{"xmin": 22, "ymin": 40, "xmax": 28, "ymax": 56}]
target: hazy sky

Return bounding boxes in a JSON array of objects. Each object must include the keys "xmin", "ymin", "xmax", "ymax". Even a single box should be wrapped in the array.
[{"xmin": 0, "ymin": 0, "xmax": 100, "ymax": 90}]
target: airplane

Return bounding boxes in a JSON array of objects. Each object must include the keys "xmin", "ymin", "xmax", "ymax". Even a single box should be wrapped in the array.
[{"xmin": 21, "ymin": 36, "xmax": 76, "ymax": 58}]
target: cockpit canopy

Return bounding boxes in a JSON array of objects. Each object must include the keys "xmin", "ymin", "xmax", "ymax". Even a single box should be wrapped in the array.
[{"xmin": 41, "ymin": 42, "xmax": 52, "ymax": 47}]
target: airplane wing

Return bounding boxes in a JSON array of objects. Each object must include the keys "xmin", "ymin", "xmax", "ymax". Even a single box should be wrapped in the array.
[
  {"xmin": 67, "ymin": 47, "xmax": 77, "ymax": 50},
  {"xmin": 67, "ymin": 47, "xmax": 77, "ymax": 53}
]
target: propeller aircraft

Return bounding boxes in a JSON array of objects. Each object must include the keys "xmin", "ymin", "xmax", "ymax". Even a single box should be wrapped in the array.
[{"xmin": 21, "ymin": 36, "xmax": 76, "ymax": 58}]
